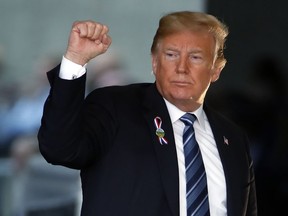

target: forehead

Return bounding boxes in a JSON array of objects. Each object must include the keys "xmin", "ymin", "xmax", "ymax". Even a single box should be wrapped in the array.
[{"xmin": 158, "ymin": 30, "xmax": 216, "ymax": 52}]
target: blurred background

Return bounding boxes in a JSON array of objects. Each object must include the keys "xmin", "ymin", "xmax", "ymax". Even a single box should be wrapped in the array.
[{"xmin": 0, "ymin": 0, "xmax": 287, "ymax": 215}]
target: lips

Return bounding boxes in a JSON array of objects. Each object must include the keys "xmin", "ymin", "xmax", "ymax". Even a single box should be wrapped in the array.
[{"xmin": 171, "ymin": 80, "xmax": 192, "ymax": 86}]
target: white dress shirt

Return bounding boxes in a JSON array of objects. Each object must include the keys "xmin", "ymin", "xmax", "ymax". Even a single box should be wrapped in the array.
[
  {"xmin": 59, "ymin": 56, "xmax": 86, "ymax": 80},
  {"xmin": 164, "ymin": 99, "xmax": 227, "ymax": 216}
]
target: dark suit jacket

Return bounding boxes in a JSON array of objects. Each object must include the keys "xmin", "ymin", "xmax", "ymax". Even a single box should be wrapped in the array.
[{"xmin": 38, "ymin": 65, "xmax": 257, "ymax": 216}]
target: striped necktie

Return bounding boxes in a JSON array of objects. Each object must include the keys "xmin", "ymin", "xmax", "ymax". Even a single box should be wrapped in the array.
[{"xmin": 180, "ymin": 113, "xmax": 210, "ymax": 216}]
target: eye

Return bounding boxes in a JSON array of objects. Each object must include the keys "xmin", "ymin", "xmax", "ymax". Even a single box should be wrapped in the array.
[
  {"xmin": 165, "ymin": 51, "xmax": 179, "ymax": 60},
  {"xmin": 190, "ymin": 54, "xmax": 204, "ymax": 64}
]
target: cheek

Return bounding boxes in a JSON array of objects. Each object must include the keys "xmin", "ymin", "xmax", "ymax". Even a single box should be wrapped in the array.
[
  {"xmin": 155, "ymin": 70, "xmax": 170, "ymax": 89},
  {"xmin": 156, "ymin": 66, "xmax": 173, "ymax": 81},
  {"xmin": 155, "ymin": 70, "xmax": 166, "ymax": 84},
  {"xmin": 197, "ymin": 67, "xmax": 214, "ymax": 80}
]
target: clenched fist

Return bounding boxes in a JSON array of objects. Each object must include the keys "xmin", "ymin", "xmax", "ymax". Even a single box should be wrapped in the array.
[{"xmin": 64, "ymin": 20, "xmax": 112, "ymax": 66}]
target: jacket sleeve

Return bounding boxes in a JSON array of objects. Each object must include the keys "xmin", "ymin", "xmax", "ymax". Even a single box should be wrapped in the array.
[{"xmin": 37, "ymin": 64, "xmax": 95, "ymax": 169}]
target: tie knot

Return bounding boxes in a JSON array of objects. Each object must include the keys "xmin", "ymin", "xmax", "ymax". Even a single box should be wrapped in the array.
[{"xmin": 180, "ymin": 113, "xmax": 196, "ymax": 126}]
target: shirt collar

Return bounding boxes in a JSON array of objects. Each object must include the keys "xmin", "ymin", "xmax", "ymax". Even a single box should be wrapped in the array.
[{"xmin": 163, "ymin": 98, "xmax": 206, "ymax": 130}]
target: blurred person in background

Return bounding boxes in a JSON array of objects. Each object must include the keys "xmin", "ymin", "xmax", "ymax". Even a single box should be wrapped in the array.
[
  {"xmin": 10, "ymin": 134, "xmax": 81, "ymax": 216},
  {"xmin": 0, "ymin": 56, "xmax": 82, "ymax": 216},
  {"xmin": 86, "ymin": 48, "xmax": 133, "ymax": 94},
  {"xmin": 38, "ymin": 11, "xmax": 257, "ymax": 215},
  {"xmin": 0, "ymin": 56, "xmax": 55, "ymax": 156},
  {"xmin": 0, "ymin": 45, "xmax": 18, "ymax": 157}
]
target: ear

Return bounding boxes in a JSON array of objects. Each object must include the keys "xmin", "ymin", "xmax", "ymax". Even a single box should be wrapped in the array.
[
  {"xmin": 211, "ymin": 66, "xmax": 222, "ymax": 82},
  {"xmin": 151, "ymin": 55, "xmax": 158, "ymax": 74}
]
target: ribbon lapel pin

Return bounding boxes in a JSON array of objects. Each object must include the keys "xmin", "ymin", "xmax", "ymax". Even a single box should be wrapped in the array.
[{"xmin": 154, "ymin": 116, "xmax": 168, "ymax": 145}]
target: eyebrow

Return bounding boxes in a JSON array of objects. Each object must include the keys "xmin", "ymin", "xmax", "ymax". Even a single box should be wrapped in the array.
[{"xmin": 164, "ymin": 46, "xmax": 204, "ymax": 54}]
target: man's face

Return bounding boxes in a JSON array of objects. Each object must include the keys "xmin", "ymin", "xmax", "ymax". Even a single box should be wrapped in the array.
[{"xmin": 152, "ymin": 30, "xmax": 221, "ymax": 111}]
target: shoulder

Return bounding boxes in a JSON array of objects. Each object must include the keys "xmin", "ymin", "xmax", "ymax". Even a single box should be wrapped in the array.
[
  {"xmin": 88, "ymin": 82, "xmax": 152, "ymax": 96},
  {"xmin": 84, "ymin": 83, "xmax": 153, "ymax": 105},
  {"xmin": 204, "ymin": 104, "xmax": 246, "ymax": 134}
]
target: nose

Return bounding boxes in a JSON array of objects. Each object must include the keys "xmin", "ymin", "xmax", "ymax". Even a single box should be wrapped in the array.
[{"xmin": 177, "ymin": 56, "xmax": 188, "ymax": 73}]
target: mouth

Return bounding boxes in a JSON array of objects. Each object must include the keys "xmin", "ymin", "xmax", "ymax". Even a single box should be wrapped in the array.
[{"xmin": 171, "ymin": 80, "xmax": 192, "ymax": 87}]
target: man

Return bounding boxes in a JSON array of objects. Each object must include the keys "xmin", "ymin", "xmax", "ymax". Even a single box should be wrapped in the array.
[{"xmin": 38, "ymin": 11, "xmax": 257, "ymax": 216}]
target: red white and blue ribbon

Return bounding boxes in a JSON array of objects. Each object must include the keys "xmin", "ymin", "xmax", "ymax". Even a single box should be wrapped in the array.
[{"xmin": 154, "ymin": 116, "xmax": 168, "ymax": 145}]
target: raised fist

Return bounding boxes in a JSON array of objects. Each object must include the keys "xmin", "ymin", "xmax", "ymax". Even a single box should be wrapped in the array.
[{"xmin": 65, "ymin": 20, "xmax": 112, "ymax": 65}]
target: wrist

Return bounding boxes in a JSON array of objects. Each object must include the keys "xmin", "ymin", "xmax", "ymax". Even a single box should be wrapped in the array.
[{"xmin": 64, "ymin": 51, "xmax": 89, "ymax": 66}]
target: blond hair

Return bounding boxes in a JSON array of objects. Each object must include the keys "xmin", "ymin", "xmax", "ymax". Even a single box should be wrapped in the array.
[{"xmin": 151, "ymin": 11, "xmax": 229, "ymax": 69}]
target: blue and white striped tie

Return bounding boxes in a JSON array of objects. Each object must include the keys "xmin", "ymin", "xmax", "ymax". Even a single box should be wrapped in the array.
[{"xmin": 180, "ymin": 113, "xmax": 210, "ymax": 216}]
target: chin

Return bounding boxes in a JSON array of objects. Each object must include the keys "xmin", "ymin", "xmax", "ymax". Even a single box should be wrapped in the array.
[{"xmin": 170, "ymin": 94, "xmax": 193, "ymax": 103}]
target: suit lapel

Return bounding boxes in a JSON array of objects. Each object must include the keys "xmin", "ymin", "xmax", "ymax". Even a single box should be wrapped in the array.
[
  {"xmin": 204, "ymin": 104, "xmax": 242, "ymax": 215},
  {"xmin": 142, "ymin": 83, "xmax": 179, "ymax": 216}
]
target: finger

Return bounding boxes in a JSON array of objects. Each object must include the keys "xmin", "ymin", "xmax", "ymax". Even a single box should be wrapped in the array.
[
  {"xmin": 94, "ymin": 24, "xmax": 110, "ymax": 45},
  {"xmin": 91, "ymin": 23, "xmax": 105, "ymax": 41},
  {"xmin": 86, "ymin": 22, "xmax": 97, "ymax": 38},
  {"xmin": 71, "ymin": 21, "xmax": 81, "ymax": 34},
  {"xmin": 101, "ymin": 24, "xmax": 109, "ymax": 35},
  {"xmin": 72, "ymin": 21, "xmax": 97, "ymax": 38},
  {"xmin": 71, "ymin": 22, "xmax": 88, "ymax": 38},
  {"xmin": 101, "ymin": 34, "xmax": 112, "ymax": 47}
]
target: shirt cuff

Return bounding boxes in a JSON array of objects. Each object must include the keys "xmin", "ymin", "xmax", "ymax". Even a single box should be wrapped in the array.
[{"xmin": 59, "ymin": 56, "xmax": 87, "ymax": 80}]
